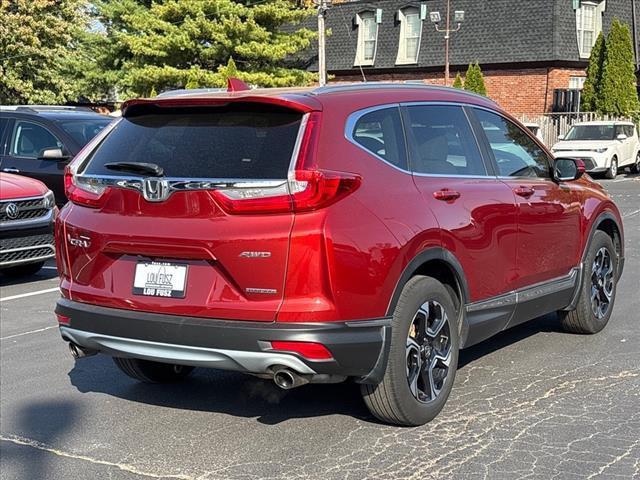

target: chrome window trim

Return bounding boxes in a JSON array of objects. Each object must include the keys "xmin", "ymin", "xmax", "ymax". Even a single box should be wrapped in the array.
[{"xmin": 345, "ymin": 101, "xmax": 499, "ymax": 179}]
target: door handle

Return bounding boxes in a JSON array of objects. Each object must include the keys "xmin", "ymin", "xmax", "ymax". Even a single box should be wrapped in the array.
[
  {"xmin": 433, "ymin": 189, "xmax": 461, "ymax": 201},
  {"xmin": 2, "ymin": 168, "xmax": 20, "ymax": 173},
  {"xmin": 514, "ymin": 186, "xmax": 535, "ymax": 198}
]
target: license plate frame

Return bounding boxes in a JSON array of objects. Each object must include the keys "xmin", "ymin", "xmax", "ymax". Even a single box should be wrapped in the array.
[{"xmin": 132, "ymin": 261, "xmax": 188, "ymax": 298}]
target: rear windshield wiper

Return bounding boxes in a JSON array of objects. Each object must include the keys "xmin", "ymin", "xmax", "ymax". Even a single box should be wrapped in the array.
[{"xmin": 104, "ymin": 162, "xmax": 164, "ymax": 177}]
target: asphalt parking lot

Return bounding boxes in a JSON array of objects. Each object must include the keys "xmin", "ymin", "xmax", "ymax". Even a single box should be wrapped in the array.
[{"xmin": 1, "ymin": 174, "xmax": 639, "ymax": 480}]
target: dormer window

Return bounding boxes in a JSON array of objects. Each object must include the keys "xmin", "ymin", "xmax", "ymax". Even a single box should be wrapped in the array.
[
  {"xmin": 396, "ymin": 7, "xmax": 422, "ymax": 64},
  {"xmin": 355, "ymin": 11, "xmax": 379, "ymax": 66},
  {"xmin": 576, "ymin": 1, "xmax": 606, "ymax": 58}
]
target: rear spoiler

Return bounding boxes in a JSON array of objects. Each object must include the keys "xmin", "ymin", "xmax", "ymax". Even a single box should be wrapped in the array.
[{"xmin": 122, "ymin": 82, "xmax": 322, "ymax": 117}]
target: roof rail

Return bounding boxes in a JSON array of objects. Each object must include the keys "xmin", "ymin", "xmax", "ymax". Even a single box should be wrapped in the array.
[
  {"xmin": 0, "ymin": 105, "xmax": 94, "ymax": 112},
  {"xmin": 311, "ymin": 82, "xmax": 497, "ymax": 105}
]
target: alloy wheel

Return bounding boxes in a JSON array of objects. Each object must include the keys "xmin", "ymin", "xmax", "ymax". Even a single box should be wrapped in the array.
[
  {"xmin": 406, "ymin": 301, "xmax": 452, "ymax": 403},
  {"xmin": 590, "ymin": 247, "xmax": 614, "ymax": 319}
]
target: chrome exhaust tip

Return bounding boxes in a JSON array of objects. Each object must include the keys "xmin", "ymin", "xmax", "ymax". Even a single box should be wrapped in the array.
[
  {"xmin": 273, "ymin": 368, "xmax": 310, "ymax": 390},
  {"xmin": 69, "ymin": 342, "xmax": 97, "ymax": 359}
]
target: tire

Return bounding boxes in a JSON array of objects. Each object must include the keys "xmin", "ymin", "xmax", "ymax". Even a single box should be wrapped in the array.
[
  {"xmin": 0, "ymin": 261, "xmax": 45, "ymax": 277},
  {"xmin": 605, "ymin": 157, "xmax": 618, "ymax": 179},
  {"xmin": 632, "ymin": 152, "xmax": 640, "ymax": 174},
  {"xmin": 113, "ymin": 357, "xmax": 194, "ymax": 383},
  {"xmin": 558, "ymin": 231, "xmax": 617, "ymax": 334},
  {"xmin": 361, "ymin": 276, "xmax": 459, "ymax": 426}
]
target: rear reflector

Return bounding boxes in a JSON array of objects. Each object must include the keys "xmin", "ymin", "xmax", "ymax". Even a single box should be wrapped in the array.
[
  {"xmin": 56, "ymin": 314, "xmax": 71, "ymax": 326},
  {"xmin": 269, "ymin": 341, "xmax": 333, "ymax": 360}
]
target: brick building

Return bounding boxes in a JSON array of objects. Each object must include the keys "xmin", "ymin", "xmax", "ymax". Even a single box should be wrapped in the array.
[{"xmin": 302, "ymin": 0, "xmax": 640, "ymax": 115}]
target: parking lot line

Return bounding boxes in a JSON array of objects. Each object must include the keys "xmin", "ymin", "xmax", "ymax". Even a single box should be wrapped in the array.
[
  {"xmin": 0, "ymin": 326, "xmax": 58, "ymax": 341},
  {"xmin": 623, "ymin": 208, "xmax": 640, "ymax": 219},
  {"xmin": 0, "ymin": 287, "xmax": 59, "ymax": 302}
]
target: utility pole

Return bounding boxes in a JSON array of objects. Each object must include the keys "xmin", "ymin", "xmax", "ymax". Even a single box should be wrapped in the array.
[
  {"xmin": 430, "ymin": 1, "xmax": 464, "ymax": 86},
  {"xmin": 316, "ymin": 0, "xmax": 331, "ymax": 86}
]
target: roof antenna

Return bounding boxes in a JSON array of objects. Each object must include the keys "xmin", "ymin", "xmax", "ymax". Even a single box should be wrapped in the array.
[{"xmin": 227, "ymin": 77, "xmax": 251, "ymax": 92}]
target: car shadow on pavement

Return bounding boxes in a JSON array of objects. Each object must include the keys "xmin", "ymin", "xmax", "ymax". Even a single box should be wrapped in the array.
[
  {"xmin": 68, "ymin": 356, "xmax": 372, "ymax": 425},
  {"xmin": 66, "ymin": 313, "xmax": 565, "ymax": 425},
  {"xmin": 0, "ymin": 268, "xmax": 58, "ymax": 287}
]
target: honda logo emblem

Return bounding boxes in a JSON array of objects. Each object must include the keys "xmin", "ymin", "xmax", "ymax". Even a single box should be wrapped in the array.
[{"xmin": 142, "ymin": 178, "xmax": 170, "ymax": 202}]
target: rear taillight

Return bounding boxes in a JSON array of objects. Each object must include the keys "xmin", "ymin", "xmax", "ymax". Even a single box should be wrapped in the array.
[
  {"xmin": 64, "ymin": 119, "xmax": 118, "ymax": 208},
  {"xmin": 64, "ymin": 166, "xmax": 109, "ymax": 208},
  {"xmin": 212, "ymin": 112, "xmax": 360, "ymax": 215}
]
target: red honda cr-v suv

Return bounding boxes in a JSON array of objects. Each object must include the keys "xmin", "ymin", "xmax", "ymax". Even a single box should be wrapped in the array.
[{"xmin": 55, "ymin": 82, "xmax": 624, "ymax": 426}]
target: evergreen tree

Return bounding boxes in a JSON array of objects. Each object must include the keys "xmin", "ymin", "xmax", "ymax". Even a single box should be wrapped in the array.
[
  {"xmin": 597, "ymin": 19, "xmax": 640, "ymax": 115},
  {"xmin": 80, "ymin": 0, "xmax": 317, "ymax": 99},
  {"xmin": 452, "ymin": 72, "xmax": 463, "ymax": 89},
  {"xmin": 464, "ymin": 63, "xmax": 487, "ymax": 96},
  {"xmin": 0, "ymin": 0, "xmax": 89, "ymax": 104},
  {"xmin": 581, "ymin": 32, "xmax": 605, "ymax": 112}
]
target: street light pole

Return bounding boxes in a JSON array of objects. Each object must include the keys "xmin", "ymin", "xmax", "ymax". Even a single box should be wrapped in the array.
[
  {"xmin": 444, "ymin": 0, "xmax": 450, "ymax": 85},
  {"xmin": 316, "ymin": 0, "xmax": 330, "ymax": 86},
  {"xmin": 430, "ymin": 1, "xmax": 464, "ymax": 87}
]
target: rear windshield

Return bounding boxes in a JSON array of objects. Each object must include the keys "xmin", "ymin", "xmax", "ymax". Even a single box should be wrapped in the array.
[{"xmin": 82, "ymin": 105, "xmax": 302, "ymax": 179}]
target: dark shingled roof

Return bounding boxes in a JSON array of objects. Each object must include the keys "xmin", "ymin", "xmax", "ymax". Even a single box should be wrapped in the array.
[{"xmin": 298, "ymin": 0, "xmax": 639, "ymax": 74}]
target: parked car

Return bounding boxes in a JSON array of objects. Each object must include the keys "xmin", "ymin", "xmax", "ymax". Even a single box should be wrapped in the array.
[
  {"xmin": 551, "ymin": 121, "xmax": 640, "ymax": 178},
  {"xmin": 0, "ymin": 173, "xmax": 56, "ymax": 277},
  {"xmin": 0, "ymin": 106, "xmax": 113, "ymax": 205},
  {"xmin": 54, "ymin": 82, "xmax": 624, "ymax": 426}
]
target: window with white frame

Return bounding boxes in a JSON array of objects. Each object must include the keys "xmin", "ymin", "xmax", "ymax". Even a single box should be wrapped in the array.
[
  {"xmin": 396, "ymin": 7, "xmax": 422, "ymax": 64},
  {"xmin": 355, "ymin": 11, "xmax": 378, "ymax": 66},
  {"xmin": 576, "ymin": 1, "xmax": 606, "ymax": 58},
  {"xmin": 569, "ymin": 76, "xmax": 586, "ymax": 89}
]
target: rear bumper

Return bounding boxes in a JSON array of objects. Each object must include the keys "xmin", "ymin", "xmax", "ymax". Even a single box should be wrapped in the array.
[{"xmin": 56, "ymin": 298, "xmax": 391, "ymax": 383}]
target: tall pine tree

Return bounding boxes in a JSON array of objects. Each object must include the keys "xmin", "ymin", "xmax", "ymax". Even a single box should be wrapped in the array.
[
  {"xmin": 580, "ymin": 32, "xmax": 605, "ymax": 112},
  {"xmin": 597, "ymin": 19, "xmax": 640, "ymax": 115},
  {"xmin": 80, "ymin": 0, "xmax": 317, "ymax": 99}
]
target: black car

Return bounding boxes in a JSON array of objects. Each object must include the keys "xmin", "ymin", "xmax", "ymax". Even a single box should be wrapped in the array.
[{"xmin": 0, "ymin": 106, "xmax": 113, "ymax": 206}]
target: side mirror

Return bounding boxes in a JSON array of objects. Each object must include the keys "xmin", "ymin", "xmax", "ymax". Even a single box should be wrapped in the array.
[
  {"xmin": 557, "ymin": 134, "xmax": 565, "ymax": 141},
  {"xmin": 38, "ymin": 148, "xmax": 69, "ymax": 162},
  {"xmin": 616, "ymin": 133, "xmax": 627, "ymax": 141},
  {"xmin": 554, "ymin": 158, "xmax": 585, "ymax": 182}
]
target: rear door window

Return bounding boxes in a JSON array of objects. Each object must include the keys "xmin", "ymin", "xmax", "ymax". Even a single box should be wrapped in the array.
[
  {"xmin": 352, "ymin": 107, "xmax": 408, "ymax": 170},
  {"xmin": 404, "ymin": 105, "xmax": 487, "ymax": 176},
  {"xmin": 83, "ymin": 105, "xmax": 302, "ymax": 179}
]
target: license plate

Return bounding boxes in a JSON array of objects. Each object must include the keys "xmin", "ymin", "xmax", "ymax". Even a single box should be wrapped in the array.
[{"xmin": 133, "ymin": 261, "xmax": 188, "ymax": 298}]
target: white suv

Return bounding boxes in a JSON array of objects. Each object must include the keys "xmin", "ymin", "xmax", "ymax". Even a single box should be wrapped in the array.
[{"xmin": 551, "ymin": 121, "xmax": 640, "ymax": 178}]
